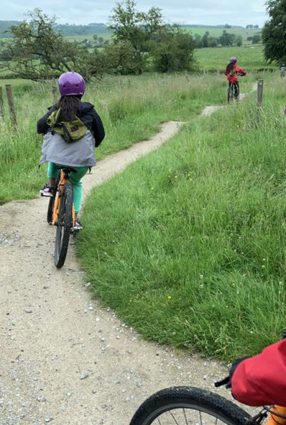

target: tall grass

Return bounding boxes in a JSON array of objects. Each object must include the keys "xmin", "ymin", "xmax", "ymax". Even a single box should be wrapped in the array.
[
  {"xmin": 77, "ymin": 75, "xmax": 286, "ymax": 361},
  {"xmin": 0, "ymin": 73, "xmax": 226, "ymax": 202}
]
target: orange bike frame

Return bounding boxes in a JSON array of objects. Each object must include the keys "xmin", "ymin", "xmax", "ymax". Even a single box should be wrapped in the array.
[
  {"xmin": 265, "ymin": 406, "xmax": 286, "ymax": 425},
  {"xmin": 52, "ymin": 170, "xmax": 76, "ymax": 226}
]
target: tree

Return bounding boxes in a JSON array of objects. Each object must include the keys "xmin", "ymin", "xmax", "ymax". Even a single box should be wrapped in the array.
[
  {"xmin": 252, "ymin": 34, "xmax": 261, "ymax": 44},
  {"xmin": 201, "ymin": 31, "xmax": 210, "ymax": 47},
  {"xmin": 109, "ymin": 0, "xmax": 165, "ymax": 73},
  {"xmin": 262, "ymin": 0, "xmax": 286, "ymax": 63},
  {"xmin": 109, "ymin": 0, "xmax": 195, "ymax": 73},
  {"xmin": 193, "ymin": 34, "xmax": 202, "ymax": 48},
  {"xmin": 151, "ymin": 27, "xmax": 195, "ymax": 72},
  {"xmin": 103, "ymin": 40, "xmax": 145, "ymax": 74},
  {"xmin": 7, "ymin": 9, "xmax": 104, "ymax": 80},
  {"xmin": 219, "ymin": 30, "xmax": 236, "ymax": 46},
  {"xmin": 236, "ymin": 35, "xmax": 243, "ymax": 46}
]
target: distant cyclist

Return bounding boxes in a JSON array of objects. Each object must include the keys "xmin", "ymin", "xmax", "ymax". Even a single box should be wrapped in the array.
[{"xmin": 224, "ymin": 56, "xmax": 246, "ymax": 100}]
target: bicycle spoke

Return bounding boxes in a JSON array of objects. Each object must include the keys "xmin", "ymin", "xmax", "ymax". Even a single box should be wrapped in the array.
[
  {"xmin": 182, "ymin": 409, "xmax": 188, "ymax": 424},
  {"xmin": 169, "ymin": 411, "xmax": 180, "ymax": 425},
  {"xmin": 152, "ymin": 409, "xmax": 248, "ymax": 425}
]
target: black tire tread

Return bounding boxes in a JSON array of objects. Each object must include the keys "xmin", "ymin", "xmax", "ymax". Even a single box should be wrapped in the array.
[
  {"xmin": 130, "ymin": 387, "xmax": 251, "ymax": 425},
  {"xmin": 47, "ymin": 195, "xmax": 55, "ymax": 224},
  {"xmin": 54, "ymin": 183, "xmax": 73, "ymax": 268}
]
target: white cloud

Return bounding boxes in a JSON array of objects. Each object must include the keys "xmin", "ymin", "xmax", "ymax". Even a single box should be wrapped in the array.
[{"xmin": 1, "ymin": 0, "xmax": 268, "ymax": 27}]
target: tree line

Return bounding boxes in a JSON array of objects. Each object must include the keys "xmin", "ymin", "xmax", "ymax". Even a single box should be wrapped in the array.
[
  {"xmin": 0, "ymin": 0, "xmax": 285, "ymax": 80},
  {"xmin": 0, "ymin": 21, "xmax": 108, "ymax": 38},
  {"xmin": 192, "ymin": 30, "xmax": 261, "ymax": 48},
  {"xmin": 0, "ymin": 3, "xmax": 196, "ymax": 80}
]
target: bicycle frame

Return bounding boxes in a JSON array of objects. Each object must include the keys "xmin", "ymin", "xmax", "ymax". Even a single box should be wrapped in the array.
[
  {"xmin": 264, "ymin": 406, "xmax": 286, "ymax": 425},
  {"xmin": 52, "ymin": 169, "xmax": 76, "ymax": 227}
]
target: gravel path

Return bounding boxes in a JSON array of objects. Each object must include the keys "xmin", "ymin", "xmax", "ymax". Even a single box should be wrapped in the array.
[{"xmin": 1, "ymin": 119, "xmax": 231, "ymax": 425}]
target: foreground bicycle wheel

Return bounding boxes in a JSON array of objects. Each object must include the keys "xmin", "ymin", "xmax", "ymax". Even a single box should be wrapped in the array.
[
  {"xmin": 129, "ymin": 387, "xmax": 251, "ymax": 425},
  {"xmin": 54, "ymin": 182, "xmax": 73, "ymax": 268}
]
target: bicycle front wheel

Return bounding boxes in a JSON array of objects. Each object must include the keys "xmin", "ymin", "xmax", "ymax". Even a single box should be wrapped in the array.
[
  {"xmin": 54, "ymin": 182, "xmax": 73, "ymax": 268},
  {"xmin": 129, "ymin": 387, "xmax": 251, "ymax": 425}
]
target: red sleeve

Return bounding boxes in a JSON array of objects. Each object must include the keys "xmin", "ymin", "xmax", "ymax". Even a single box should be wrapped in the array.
[
  {"xmin": 235, "ymin": 65, "xmax": 246, "ymax": 75},
  {"xmin": 231, "ymin": 340, "xmax": 286, "ymax": 406}
]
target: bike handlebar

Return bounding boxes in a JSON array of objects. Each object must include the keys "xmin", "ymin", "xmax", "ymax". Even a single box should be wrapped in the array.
[{"xmin": 214, "ymin": 377, "xmax": 231, "ymax": 388}]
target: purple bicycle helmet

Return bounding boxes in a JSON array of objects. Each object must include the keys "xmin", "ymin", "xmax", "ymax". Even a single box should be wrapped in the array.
[
  {"xmin": 230, "ymin": 56, "xmax": 237, "ymax": 64},
  {"xmin": 58, "ymin": 71, "xmax": 85, "ymax": 96}
]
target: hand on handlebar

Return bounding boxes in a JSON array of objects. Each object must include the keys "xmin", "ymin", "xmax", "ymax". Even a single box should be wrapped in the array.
[{"xmin": 214, "ymin": 357, "xmax": 250, "ymax": 389}]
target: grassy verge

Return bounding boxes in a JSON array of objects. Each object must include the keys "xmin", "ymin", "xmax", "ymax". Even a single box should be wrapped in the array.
[
  {"xmin": 0, "ymin": 73, "xmax": 227, "ymax": 202},
  {"xmin": 77, "ymin": 74, "xmax": 286, "ymax": 361}
]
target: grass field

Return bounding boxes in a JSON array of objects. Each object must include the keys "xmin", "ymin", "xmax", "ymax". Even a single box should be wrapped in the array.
[
  {"xmin": 195, "ymin": 45, "xmax": 273, "ymax": 73},
  {"xmin": 183, "ymin": 25, "xmax": 261, "ymax": 42},
  {"xmin": 64, "ymin": 25, "xmax": 260, "ymax": 44},
  {"xmin": 0, "ymin": 45, "xmax": 284, "ymax": 362},
  {"xmin": 0, "ymin": 72, "xmax": 233, "ymax": 202},
  {"xmin": 77, "ymin": 73, "xmax": 286, "ymax": 361}
]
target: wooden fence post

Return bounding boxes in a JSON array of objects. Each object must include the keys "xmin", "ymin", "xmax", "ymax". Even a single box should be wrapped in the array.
[
  {"xmin": 0, "ymin": 87, "xmax": 4, "ymax": 119},
  {"xmin": 257, "ymin": 79, "xmax": 264, "ymax": 108},
  {"xmin": 5, "ymin": 84, "xmax": 17, "ymax": 127}
]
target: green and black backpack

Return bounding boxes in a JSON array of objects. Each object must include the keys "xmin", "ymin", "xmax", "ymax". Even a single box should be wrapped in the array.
[{"xmin": 47, "ymin": 108, "xmax": 87, "ymax": 143}]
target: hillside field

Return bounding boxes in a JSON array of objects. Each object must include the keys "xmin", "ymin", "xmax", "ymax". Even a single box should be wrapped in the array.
[
  {"xmin": 195, "ymin": 45, "xmax": 273, "ymax": 72},
  {"xmin": 183, "ymin": 25, "xmax": 261, "ymax": 41}
]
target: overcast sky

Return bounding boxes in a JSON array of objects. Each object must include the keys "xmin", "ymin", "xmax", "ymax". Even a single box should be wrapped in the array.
[{"xmin": 1, "ymin": 0, "xmax": 268, "ymax": 27}]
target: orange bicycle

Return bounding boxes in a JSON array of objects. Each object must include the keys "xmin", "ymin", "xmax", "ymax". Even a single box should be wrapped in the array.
[{"xmin": 47, "ymin": 167, "xmax": 77, "ymax": 268}]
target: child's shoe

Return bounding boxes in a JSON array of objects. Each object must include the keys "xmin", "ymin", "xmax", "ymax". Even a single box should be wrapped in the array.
[
  {"xmin": 72, "ymin": 220, "xmax": 83, "ymax": 231},
  {"xmin": 40, "ymin": 185, "xmax": 54, "ymax": 197}
]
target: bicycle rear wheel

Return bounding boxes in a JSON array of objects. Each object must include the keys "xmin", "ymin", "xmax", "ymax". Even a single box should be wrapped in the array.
[
  {"xmin": 129, "ymin": 387, "xmax": 251, "ymax": 425},
  {"xmin": 227, "ymin": 86, "xmax": 235, "ymax": 103},
  {"xmin": 54, "ymin": 182, "xmax": 73, "ymax": 268}
]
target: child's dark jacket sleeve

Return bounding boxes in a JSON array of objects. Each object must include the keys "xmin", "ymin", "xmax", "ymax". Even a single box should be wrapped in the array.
[
  {"xmin": 91, "ymin": 109, "xmax": 105, "ymax": 147},
  {"xmin": 231, "ymin": 340, "xmax": 286, "ymax": 406},
  {"xmin": 77, "ymin": 102, "xmax": 105, "ymax": 147}
]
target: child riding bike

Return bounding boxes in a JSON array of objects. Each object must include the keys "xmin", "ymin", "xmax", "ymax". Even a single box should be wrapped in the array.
[
  {"xmin": 224, "ymin": 56, "xmax": 246, "ymax": 100},
  {"xmin": 38, "ymin": 71, "xmax": 105, "ymax": 230}
]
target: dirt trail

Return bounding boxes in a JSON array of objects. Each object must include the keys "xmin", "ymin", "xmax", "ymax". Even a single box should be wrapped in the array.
[{"xmin": 1, "ymin": 118, "xmax": 230, "ymax": 425}]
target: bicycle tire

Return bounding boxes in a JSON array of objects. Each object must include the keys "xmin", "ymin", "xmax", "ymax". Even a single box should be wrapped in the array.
[
  {"xmin": 54, "ymin": 182, "xmax": 73, "ymax": 268},
  {"xmin": 47, "ymin": 195, "xmax": 55, "ymax": 224},
  {"xmin": 129, "ymin": 387, "xmax": 251, "ymax": 425},
  {"xmin": 227, "ymin": 86, "xmax": 235, "ymax": 103},
  {"xmin": 235, "ymin": 85, "xmax": 240, "ymax": 100}
]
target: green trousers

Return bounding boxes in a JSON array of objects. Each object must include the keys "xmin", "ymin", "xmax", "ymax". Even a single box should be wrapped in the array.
[{"xmin": 47, "ymin": 162, "xmax": 89, "ymax": 214}]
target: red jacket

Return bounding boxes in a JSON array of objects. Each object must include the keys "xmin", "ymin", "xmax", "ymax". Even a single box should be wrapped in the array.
[
  {"xmin": 231, "ymin": 340, "xmax": 286, "ymax": 406},
  {"xmin": 225, "ymin": 64, "xmax": 246, "ymax": 84}
]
